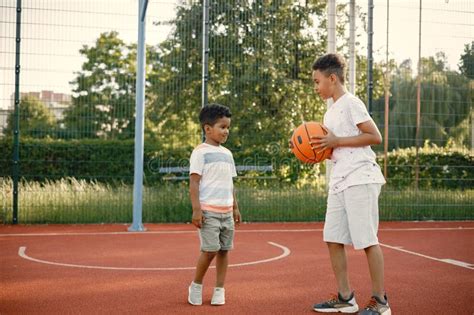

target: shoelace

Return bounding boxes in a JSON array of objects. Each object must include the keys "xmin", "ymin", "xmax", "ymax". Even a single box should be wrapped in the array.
[
  {"xmin": 364, "ymin": 297, "xmax": 378, "ymax": 310},
  {"xmin": 327, "ymin": 294, "xmax": 339, "ymax": 304}
]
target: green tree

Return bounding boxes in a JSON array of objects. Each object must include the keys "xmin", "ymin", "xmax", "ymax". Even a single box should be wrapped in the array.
[
  {"xmin": 63, "ymin": 31, "xmax": 136, "ymax": 139},
  {"xmin": 375, "ymin": 53, "xmax": 472, "ymax": 149},
  {"xmin": 146, "ymin": 1, "xmax": 384, "ymax": 156},
  {"xmin": 3, "ymin": 96, "xmax": 57, "ymax": 138},
  {"xmin": 354, "ymin": 55, "xmax": 385, "ymax": 105},
  {"xmin": 147, "ymin": 1, "xmax": 329, "ymax": 155},
  {"xmin": 459, "ymin": 42, "xmax": 473, "ymax": 79}
]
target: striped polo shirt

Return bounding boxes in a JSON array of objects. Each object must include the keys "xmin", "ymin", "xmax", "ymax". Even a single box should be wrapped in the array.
[{"xmin": 189, "ymin": 143, "xmax": 237, "ymax": 213}]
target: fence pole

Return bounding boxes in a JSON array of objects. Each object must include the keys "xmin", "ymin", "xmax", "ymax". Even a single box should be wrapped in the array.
[
  {"xmin": 12, "ymin": 0, "xmax": 22, "ymax": 224},
  {"xmin": 349, "ymin": 0, "xmax": 356, "ymax": 94},
  {"xmin": 415, "ymin": 0, "xmax": 422, "ymax": 190},
  {"xmin": 367, "ymin": 0, "xmax": 374, "ymax": 116},
  {"xmin": 201, "ymin": 0, "xmax": 210, "ymax": 142},
  {"xmin": 129, "ymin": 0, "xmax": 148, "ymax": 232},
  {"xmin": 326, "ymin": 0, "xmax": 336, "ymax": 189},
  {"xmin": 383, "ymin": 0, "xmax": 390, "ymax": 178}
]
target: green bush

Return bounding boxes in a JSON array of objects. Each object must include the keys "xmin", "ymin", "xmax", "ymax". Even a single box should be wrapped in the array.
[
  {"xmin": 377, "ymin": 145, "xmax": 473, "ymax": 189},
  {"xmin": 1, "ymin": 138, "xmax": 136, "ymax": 182}
]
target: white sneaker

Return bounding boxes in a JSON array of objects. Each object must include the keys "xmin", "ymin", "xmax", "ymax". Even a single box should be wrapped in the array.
[
  {"xmin": 188, "ymin": 282, "xmax": 202, "ymax": 305},
  {"xmin": 211, "ymin": 287, "xmax": 225, "ymax": 305}
]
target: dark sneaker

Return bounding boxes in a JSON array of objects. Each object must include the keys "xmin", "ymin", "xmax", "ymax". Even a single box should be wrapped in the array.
[
  {"xmin": 313, "ymin": 292, "xmax": 359, "ymax": 313},
  {"xmin": 358, "ymin": 295, "xmax": 391, "ymax": 315}
]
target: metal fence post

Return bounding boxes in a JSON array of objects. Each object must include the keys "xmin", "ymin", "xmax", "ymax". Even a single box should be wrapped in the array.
[
  {"xmin": 12, "ymin": 0, "xmax": 22, "ymax": 224},
  {"xmin": 129, "ymin": 0, "xmax": 148, "ymax": 232},
  {"xmin": 201, "ymin": 0, "xmax": 210, "ymax": 142},
  {"xmin": 367, "ymin": 0, "xmax": 374, "ymax": 116}
]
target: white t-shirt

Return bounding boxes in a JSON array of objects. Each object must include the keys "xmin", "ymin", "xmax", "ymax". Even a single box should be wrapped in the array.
[
  {"xmin": 189, "ymin": 143, "xmax": 237, "ymax": 213},
  {"xmin": 323, "ymin": 92, "xmax": 386, "ymax": 194}
]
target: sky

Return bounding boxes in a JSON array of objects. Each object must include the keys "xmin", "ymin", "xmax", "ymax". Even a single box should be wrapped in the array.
[
  {"xmin": 0, "ymin": 0, "xmax": 472, "ymax": 110},
  {"xmin": 367, "ymin": 0, "xmax": 472, "ymax": 70}
]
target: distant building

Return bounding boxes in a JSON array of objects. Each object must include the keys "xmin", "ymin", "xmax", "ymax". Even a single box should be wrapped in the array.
[
  {"xmin": 12, "ymin": 90, "xmax": 72, "ymax": 121},
  {"xmin": 0, "ymin": 108, "xmax": 10, "ymax": 137},
  {"xmin": 0, "ymin": 90, "xmax": 71, "ymax": 136}
]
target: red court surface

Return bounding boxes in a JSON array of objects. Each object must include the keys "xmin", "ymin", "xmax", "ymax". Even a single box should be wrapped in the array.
[{"xmin": 1, "ymin": 221, "xmax": 473, "ymax": 314}]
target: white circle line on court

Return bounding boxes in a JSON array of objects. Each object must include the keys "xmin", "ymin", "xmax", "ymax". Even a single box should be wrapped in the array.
[
  {"xmin": 17, "ymin": 241, "xmax": 290, "ymax": 271},
  {"xmin": 2, "ymin": 226, "xmax": 474, "ymax": 237}
]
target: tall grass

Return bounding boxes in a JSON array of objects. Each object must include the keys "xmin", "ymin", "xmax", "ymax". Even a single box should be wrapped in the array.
[{"xmin": 0, "ymin": 178, "xmax": 473, "ymax": 224}]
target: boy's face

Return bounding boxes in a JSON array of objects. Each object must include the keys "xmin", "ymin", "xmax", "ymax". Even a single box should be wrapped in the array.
[
  {"xmin": 312, "ymin": 70, "xmax": 336, "ymax": 100},
  {"xmin": 204, "ymin": 117, "xmax": 231, "ymax": 145}
]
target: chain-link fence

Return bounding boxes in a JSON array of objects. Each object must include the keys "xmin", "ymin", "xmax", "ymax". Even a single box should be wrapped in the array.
[{"xmin": 0, "ymin": 0, "xmax": 472, "ymax": 224}]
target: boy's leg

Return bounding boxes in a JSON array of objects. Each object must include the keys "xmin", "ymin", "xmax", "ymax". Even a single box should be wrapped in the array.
[
  {"xmin": 314, "ymin": 192, "xmax": 359, "ymax": 313},
  {"xmin": 327, "ymin": 242, "xmax": 353, "ymax": 299},
  {"xmin": 323, "ymin": 191, "xmax": 353, "ymax": 298},
  {"xmin": 215, "ymin": 250, "xmax": 228, "ymax": 288},
  {"xmin": 194, "ymin": 211, "xmax": 221, "ymax": 284},
  {"xmin": 189, "ymin": 211, "xmax": 222, "ymax": 306},
  {"xmin": 215, "ymin": 212, "xmax": 234, "ymax": 288},
  {"xmin": 314, "ymin": 245, "xmax": 359, "ymax": 313},
  {"xmin": 189, "ymin": 251, "xmax": 217, "ymax": 305},
  {"xmin": 193, "ymin": 251, "xmax": 217, "ymax": 284},
  {"xmin": 211, "ymin": 250, "xmax": 228, "ymax": 306},
  {"xmin": 211, "ymin": 213, "xmax": 234, "ymax": 306},
  {"xmin": 344, "ymin": 184, "xmax": 388, "ymax": 304},
  {"xmin": 364, "ymin": 244, "xmax": 386, "ymax": 302}
]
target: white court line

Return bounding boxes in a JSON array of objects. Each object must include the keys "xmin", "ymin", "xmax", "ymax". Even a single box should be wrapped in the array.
[
  {"xmin": 17, "ymin": 241, "xmax": 290, "ymax": 271},
  {"xmin": 380, "ymin": 243, "xmax": 474, "ymax": 270},
  {"xmin": 2, "ymin": 226, "xmax": 474, "ymax": 237}
]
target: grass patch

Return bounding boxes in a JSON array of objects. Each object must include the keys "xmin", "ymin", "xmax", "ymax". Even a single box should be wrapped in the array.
[{"xmin": 1, "ymin": 178, "xmax": 473, "ymax": 224}]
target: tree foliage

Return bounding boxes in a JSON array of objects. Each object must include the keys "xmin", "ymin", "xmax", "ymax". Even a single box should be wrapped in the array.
[
  {"xmin": 373, "ymin": 52, "xmax": 472, "ymax": 149},
  {"xmin": 459, "ymin": 42, "xmax": 474, "ymax": 79},
  {"xmin": 63, "ymin": 31, "xmax": 137, "ymax": 139},
  {"xmin": 3, "ymin": 96, "xmax": 56, "ymax": 138},
  {"xmin": 60, "ymin": 3, "xmax": 470, "ymax": 154},
  {"xmin": 147, "ymin": 1, "xmax": 329, "ymax": 153}
]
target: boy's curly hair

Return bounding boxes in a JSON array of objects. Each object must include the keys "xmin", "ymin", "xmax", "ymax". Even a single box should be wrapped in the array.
[
  {"xmin": 312, "ymin": 53, "xmax": 346, "ymax": 84},
  {"xmin": 199, "ymin": 103, "xmax": 232, "ymax": 128}
]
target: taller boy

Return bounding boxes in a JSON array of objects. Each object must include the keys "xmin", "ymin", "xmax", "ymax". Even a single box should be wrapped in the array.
[{"xmin": 310, "ymin": 54, "xmax": 391, "ymax": 315}]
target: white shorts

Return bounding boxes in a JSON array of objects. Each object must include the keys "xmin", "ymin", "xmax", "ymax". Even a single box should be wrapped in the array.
[{"xmin": 323, "ymin": 184, "xmax": 382, "ymax": 250}]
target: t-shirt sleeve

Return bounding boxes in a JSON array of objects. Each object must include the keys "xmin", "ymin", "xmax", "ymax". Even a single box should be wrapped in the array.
[
  {"xmin": 189, "ymin": 150, "xmax": 205, "ymax": 175},
  {"xmin": 349, "ymin": 98, "xmax": 372, "ymax": 125}
]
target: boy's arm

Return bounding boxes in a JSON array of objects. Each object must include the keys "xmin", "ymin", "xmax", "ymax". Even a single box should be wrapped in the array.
[
  {"xmin": 311, "ymin": 120, "xmax": 382, "ymax": 150},
  {"xmin": 232, "ymin": 189, "xmax": 241, "ymax": 224},
  {"xmin": 189, "ymin": 173, "xmax": 203, "ymax": 228}
]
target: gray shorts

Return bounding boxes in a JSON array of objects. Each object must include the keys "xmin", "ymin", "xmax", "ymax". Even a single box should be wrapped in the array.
[
  {"xmin": 323, "ymin": 184, "xmax": 382, "ymax": 250},
  {"xmin": 199, "ymin": 210, "xmax": 235, "ymax": 252}
]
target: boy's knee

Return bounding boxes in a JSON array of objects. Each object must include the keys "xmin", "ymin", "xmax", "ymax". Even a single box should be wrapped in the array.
[
  {"xmin": 326, "ymin": 242, "xmax": 345, "ymax": 249},
  {"xmin": 202, "ymin": 251, "xmax": 218, "ymax": 260},
  {"xmin": 363, "ymin": 243, "xmax": 381, "ymax": 252}
]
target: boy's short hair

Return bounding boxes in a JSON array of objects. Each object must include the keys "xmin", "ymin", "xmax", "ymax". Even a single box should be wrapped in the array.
[
  {"xmin": 199, "ymin": 103, "xmax": 232, "ymax": 128},
  {"xmin": 312, "ymin": 53, "xmax": 346, "ymax": 84}
]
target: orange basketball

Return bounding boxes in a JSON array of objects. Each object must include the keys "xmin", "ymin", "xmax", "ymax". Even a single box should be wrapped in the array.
[{"xmin": 289, "ymin": 122, "xmax": 332, "ymax": 164}]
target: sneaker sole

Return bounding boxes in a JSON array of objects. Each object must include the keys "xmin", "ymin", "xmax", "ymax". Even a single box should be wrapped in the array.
[
  {"xmin": 188, "ymin": 298, "xmax": 202, "ymax": 306},
  {"xmin": 211, "ymin": 301, "xmax": 225, "ymax": 306},
  {"xmin": 313, "ymin": 304, "xmax": 359, "ymax": 313}
]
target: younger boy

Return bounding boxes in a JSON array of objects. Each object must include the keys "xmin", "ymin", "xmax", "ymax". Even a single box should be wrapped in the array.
[
  {"xmin": 309, "ymin": 54, "xmax": 391, "ymax": 314},
  {"xmin": 188, "ymin": 103, "xmax": 241, "ymax": 306}
]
